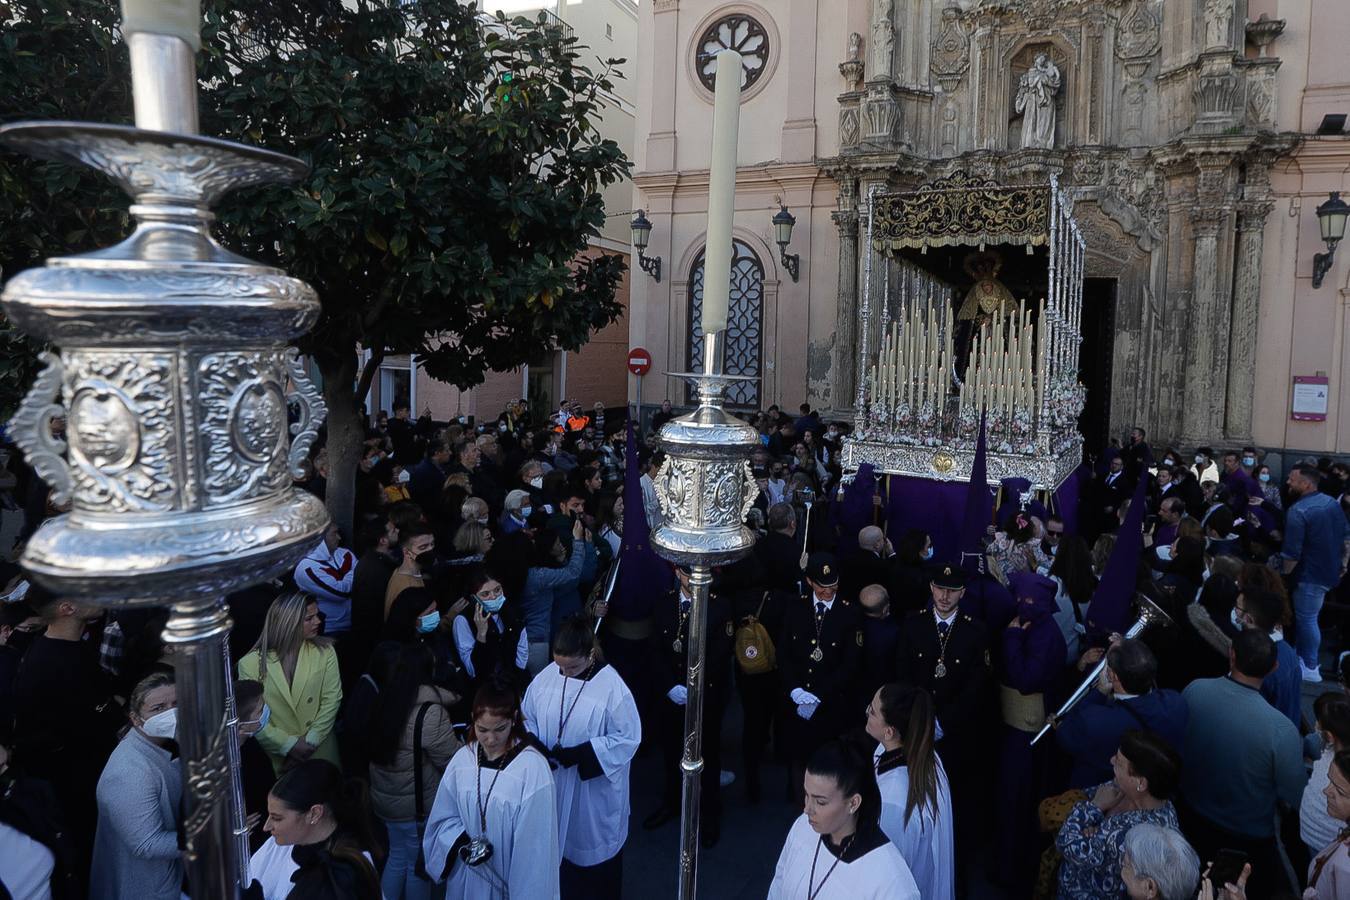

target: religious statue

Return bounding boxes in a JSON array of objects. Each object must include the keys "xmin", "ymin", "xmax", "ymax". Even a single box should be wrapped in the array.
[
  {"xmin": 1204, "ymin": 0, "xmax": 1232, "ymax": 49},
  {"xmin": 847, "ymin": 31, "xmax": 863, "ymax": 63},
  {"xmin": 871, "ymin": 0, "xmax": 895, "ymax": 79},
  {"xmin": 957, "ymin": 252, "xmax": 1018, "ymax": 324},
  {"xmin": 1014, "ymin": 53, "xmax": 1062, "ymax": 149}
]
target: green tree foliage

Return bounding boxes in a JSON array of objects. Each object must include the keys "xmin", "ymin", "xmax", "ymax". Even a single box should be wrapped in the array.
[
  {"xmin": 0, "ymin": 0, "xmax": 630, "ymax": 533},
  {"xmin": 0, "ymin": 0, "xmax": 133, "ymax": 419}
]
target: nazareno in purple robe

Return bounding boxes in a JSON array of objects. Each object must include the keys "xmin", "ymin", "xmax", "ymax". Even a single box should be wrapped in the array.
[{"xmin": 992, "ymin": 573, "xmax": 1067, "ymax": 892}]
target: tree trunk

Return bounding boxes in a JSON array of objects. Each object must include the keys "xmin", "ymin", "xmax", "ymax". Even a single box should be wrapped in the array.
[{"xmin": 316, "ymin": 349, "xmax": 365, "ymax": 541}]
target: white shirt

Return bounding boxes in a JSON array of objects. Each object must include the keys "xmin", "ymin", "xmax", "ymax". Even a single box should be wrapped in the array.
[
  {"xmin": 934, "ymin": 608, "xmax": 959, "ymax": 628},
  {"xmin": 812, "ymin": 594, "xmax": 836, "ymax": 614},
  {"xmin": 1303, "ymin": 746, "xmax": 1343, "ymax": 852},
  {"xmin": 768, "ymin": 814, "xmax": 920, "ymax": 900},
  {"xmin": 522, "ymin": 662, "xmax": 642, "ymax": 867},
  {"xmin": 874, "ymin": 745, "xmax": 955, "ymax": 900},
  {"xmin": 0, "ymin": 820, "xmax": 54, "ymax": 900},
  {"xmin": 422, "ymin": 743, "xmax": 560, "ymax": 898},
  {"xmin": 249, "ymin": 838, "xmax": 380, "ymax": 899},
  {"xmin": 451, "ymin": 614, "xmax": 530, "ymax": 680}
]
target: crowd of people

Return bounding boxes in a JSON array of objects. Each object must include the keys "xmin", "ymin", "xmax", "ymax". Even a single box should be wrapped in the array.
[{"xmin": 0, "ymin": 399, "xmax": 1348, "ymax": 900}]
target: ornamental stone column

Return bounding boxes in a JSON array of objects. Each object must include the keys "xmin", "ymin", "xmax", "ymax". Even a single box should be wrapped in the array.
[
  {"xmin": 831, "ymin": 178, "xmax": 860, "ymax": 412},
  {"xmin": 1181, "ymin": 207, "xmax": 1228, "ymax": 444},
  {"xmin": 1224, "ymin": 200, "xmax": 1273, "ymax": 441}
]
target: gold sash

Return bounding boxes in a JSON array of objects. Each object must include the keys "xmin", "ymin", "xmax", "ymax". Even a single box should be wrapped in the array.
[{"xmin": 1000, "ymin": 684, "xmax": 1046, "ymax": 733}]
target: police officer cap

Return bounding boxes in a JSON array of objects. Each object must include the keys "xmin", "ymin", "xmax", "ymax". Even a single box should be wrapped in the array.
[
  {"xmin": 804, "ymin": 553, "xmax": 840, "ymax": 587},
  {"xmin": 930, "ymin": 564, "xmax": 966, "ymax": 590}
]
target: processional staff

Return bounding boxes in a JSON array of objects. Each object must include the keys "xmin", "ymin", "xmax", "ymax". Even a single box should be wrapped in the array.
[
  {"xmin": 1, "ymin": 1, "xmax": 328, "ymax": 896},
  {"xmin": 649, "ymin": 49, "xmax": 760, "ymax": 900}
]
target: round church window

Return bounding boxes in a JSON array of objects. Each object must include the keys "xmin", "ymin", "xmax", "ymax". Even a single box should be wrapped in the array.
[{"xmin": 695, "ymin": 14, "xmax": 770, "ymax": 93}]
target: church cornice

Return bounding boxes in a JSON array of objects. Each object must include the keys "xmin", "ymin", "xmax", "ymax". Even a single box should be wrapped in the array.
[{"xmin": 632, "ymin": 163, "xmax": 825, "ymax": 199}]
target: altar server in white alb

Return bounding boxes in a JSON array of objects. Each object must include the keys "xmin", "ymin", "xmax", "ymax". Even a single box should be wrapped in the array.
[
  {"xmin": 865, "ymin": 683, "xmax": 956, "ymax": 900},
  {"xmin": 523, "ymin": 615, "xmax": 641, "ymax": 899},
  {"xmin": 422, "ymin": 680, "xmax": 560, "ymax": 899},
  {"xmin": 769, "ymin": 740, "xmax": 921, "ymax": 900}
]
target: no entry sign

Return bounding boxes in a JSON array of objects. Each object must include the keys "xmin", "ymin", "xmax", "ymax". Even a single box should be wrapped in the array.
[{"xmin": 627, "ymin": 347, "xmax": 652, "ymax": 376}]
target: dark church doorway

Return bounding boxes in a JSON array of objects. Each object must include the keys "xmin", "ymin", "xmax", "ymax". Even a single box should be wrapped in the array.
[{"xmin": 1077, "ymin": 277, "xmax": 1117, "ymax": 458}]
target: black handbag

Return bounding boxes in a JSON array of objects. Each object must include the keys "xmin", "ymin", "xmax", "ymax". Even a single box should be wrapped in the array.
[{"xmin": 411, "ymin": 701, "xmax": 435, "ymax": 882}]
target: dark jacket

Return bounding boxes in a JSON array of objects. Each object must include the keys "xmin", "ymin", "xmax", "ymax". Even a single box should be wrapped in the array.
[
  {"xmin": 754, "ymin": 531, "xmax": 803, "ymax": 594},
  {"xmin": 1055, "ymin": 688, "xmax": 1189, "ymax": 789},
  {"xmin": 895, "ymin": 609, "xmax": 990, "ymax": 750}
]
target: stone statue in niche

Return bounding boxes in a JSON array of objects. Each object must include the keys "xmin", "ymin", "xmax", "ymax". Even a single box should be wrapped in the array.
[
  {"xmin": 1014, "ymin": 53, "xmax": 1062, "ymax": 149},
  {"xmin": 871, "ymin": 0, "xmax": 895, "ymax": 79},
  {"xmin": 848, "ymin": 31, "xmax": 863, "ymax": 63},
  {"xmin": 1204, "ymin": 0, "xmax": 1232, "ymax": 49}
]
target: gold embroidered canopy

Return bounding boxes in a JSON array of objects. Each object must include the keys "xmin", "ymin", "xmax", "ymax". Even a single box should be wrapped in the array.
[{"xmin": 871, "ymin": 170, "xmax": 1052, "ymax": 253}]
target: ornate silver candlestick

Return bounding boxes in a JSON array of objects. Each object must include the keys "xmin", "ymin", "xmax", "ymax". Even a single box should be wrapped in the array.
[
  {"xmin": 1, "ymin": 25, "xmax": 327, "ymax": 899},
  {"xmin": 650, "ymin": 329, "xmax": 759, "ymax": 900}
]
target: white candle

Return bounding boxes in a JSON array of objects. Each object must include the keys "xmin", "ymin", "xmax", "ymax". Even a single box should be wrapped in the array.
[
  {"xmin": 120, "ymin": 0, "xmax": 201, "ymax": 50},
  {"xmin": 701, "ymin": 49, "xmax": 743, "ymax": 338}
]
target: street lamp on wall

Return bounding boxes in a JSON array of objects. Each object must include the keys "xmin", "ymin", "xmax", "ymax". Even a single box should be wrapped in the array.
[
  {"xmin": 773, "ymin": 205, "xmax": 800, "ymax": 282},
  {"xmin": 630, "ymin": 209, "xmax": 662, "ymax": 282},
  {"xmin": 1312, "ymin": 191, "xmax": 1349, "ymax": 289}
]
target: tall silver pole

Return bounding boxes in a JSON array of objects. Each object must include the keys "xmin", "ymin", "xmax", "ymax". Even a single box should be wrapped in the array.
[
  {"xmin": 0, "ymin": 15, "xmax": 327, "ymax": 900},
  {"xmin": 651, "ymin": 327, "xmax": 759, "ymax": 900}
]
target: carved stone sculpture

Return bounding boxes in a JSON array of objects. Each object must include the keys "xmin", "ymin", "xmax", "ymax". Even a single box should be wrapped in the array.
[
  {"xmin": 1205, "ymin": 0, "xmax": 1232, "ymax": 49},
  {"xmin": 871, "ymin": 0, "xmax": 895, "ymax": 79},
  {"xmin": 1015, "ymin": 54, "xmax": 1062, "ymax": 149}
]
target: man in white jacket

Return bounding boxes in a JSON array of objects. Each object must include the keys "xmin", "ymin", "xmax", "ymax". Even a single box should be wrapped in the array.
[{"xmin": 293, "ymin": 523, "xmax": 356, "ymax": 635}]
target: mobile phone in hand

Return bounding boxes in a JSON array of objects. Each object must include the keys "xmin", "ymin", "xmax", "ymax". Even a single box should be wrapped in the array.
[{"xmin": 1209, "ymin": 848, "xmax": 1248, "ymax": 888}]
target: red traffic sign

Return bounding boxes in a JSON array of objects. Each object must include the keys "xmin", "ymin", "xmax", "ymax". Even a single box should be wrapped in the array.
[{"xmin": 627, "ymin": 347, "xmax": 652, "ymax": 376}]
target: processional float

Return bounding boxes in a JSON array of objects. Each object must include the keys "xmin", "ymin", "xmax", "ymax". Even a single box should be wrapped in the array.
[
  {"xmin": 1, "ymin": 1, "xmax": 326, "ymax": 896},
  {"xmin": 842, "ymin": 172, "xmax": 1088, "ymax": 495}
]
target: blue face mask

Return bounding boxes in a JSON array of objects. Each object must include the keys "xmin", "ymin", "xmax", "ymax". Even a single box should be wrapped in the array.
[
  {"xmin": 242, "ymin": 703, "xmax": 271, "ymax": 735},
  {"xmin": 1259, "ymin": 473, "xmax": 1271, "ymax": 483},
  {"xmin": 921, "ymin": 547, "xmax": 934, "ymax": 561},
  {"xmin": 481, "ymin": 596, "xmax": 506, "ymax": 614},
  {"xmin": 418, "ymin": 610, "xmax": 441, "ymax": 633}
]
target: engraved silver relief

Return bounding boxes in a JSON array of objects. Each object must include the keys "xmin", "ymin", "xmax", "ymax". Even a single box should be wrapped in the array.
[
  {"xmin": 285, "ymin": 348, "xmax": 327, "ymax": 480},
  {"xmin": 65, "ymin": 352, "xmax": 177, "ymax": 514},
  {"xmin": 6, "ymin": 352, "xmax": 74, "ymax": 506}
]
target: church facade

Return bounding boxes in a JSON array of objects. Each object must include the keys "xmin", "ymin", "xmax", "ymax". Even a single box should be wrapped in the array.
[{"xmin": 629, "ymin": 0, "xmax": 1350, "ymax": 459}]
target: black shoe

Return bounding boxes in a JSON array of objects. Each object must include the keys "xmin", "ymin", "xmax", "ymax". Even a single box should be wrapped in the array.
[
  {"xmin": 701, "ymin": 821, "xmax": 720, "ymax": 849},
  {"xmin": 642, "ymin": 807, "xmax": 677, "ymax": 830}
]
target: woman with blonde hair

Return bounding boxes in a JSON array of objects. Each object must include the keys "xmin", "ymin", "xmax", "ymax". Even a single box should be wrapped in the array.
[
  {"xmin": 452, "ymin": 521, "xmax": 493, "ymax": 561},
  {"xmin": 238, "ymin": 591, "xmax": 343, "ymax": 774}
]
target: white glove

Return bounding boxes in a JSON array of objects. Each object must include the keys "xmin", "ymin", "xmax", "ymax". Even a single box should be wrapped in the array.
[
  {"xmin": 790, "ymin": 688, "xmax": 821, "ymax": 706},
  {"xmin": 796, "ymin": 702, "xmax": 819, "ymax": 721},
  {"xmin": 667, "ymin": 685, "xmax": 688, "ymax": 705}
]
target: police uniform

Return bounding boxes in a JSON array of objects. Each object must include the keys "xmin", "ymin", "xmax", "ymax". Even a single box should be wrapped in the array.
[
  {"xmin": 894, "ymin": 564, "xmax": 991, "ymax": 875},
  {"xmin": 643, "ymin": 583, "xmax": 734, "ymax": 843},
  {"xmin": 780, "ymin": 555, "xmax": 863, "ymax": 765}
]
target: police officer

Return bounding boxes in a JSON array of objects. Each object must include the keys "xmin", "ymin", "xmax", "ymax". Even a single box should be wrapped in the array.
[
  {"xmin": 895, "ymin": 563, "xmax": 991, "ymax": 879},
  {"xmin": 642, "ymin": 565, "xmax": 734, "ymax": 847},
  {"xmin": 780, "ymin": 553, "xmax": 862, "ymax": 803}
]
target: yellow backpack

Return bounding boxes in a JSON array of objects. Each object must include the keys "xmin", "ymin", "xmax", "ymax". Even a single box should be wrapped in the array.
[{"xmin": 733, "ymin": 592, "xmax": 777, "ymax": 675}]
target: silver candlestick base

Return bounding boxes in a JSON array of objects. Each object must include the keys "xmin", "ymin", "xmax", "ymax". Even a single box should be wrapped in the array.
[
  {"xmin": 0, "ymin": 37, "xmax": 327, "ymax": 895},
  {"xmin": 650, "ymin": 344, "xmax": 759, "ymax": 900}
]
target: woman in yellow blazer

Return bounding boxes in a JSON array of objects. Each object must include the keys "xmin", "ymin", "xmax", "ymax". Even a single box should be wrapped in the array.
[{"xmin": 238, "ymin": 591, "xmax": 343, "ymax": 775}]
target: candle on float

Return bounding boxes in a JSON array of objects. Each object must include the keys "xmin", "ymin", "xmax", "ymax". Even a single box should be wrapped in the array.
[
  {"xmin": 700, "ymin": 49, "xmax": 743, "ymax": 339},
  {"xmin": 120, "ymin": 0, "xmax": 202, "ymax": 50}
]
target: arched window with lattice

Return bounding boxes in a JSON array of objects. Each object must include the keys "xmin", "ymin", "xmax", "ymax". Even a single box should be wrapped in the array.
[{"xmin": 687, "ymin": 239, "xmax": 764, "ymax": 408}]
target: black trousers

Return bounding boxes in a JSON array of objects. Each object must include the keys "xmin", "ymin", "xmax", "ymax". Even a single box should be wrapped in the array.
[
  {"xmin": 561, "ymin": 849, "xmax": 622, "ymax": 900},
  {"xmin": 736, "ymin": 668, "xmax": 780, "ymax": 792},
  {"xmin": 658, "ymin": 683, "xmax": 727, "ymax": 824}
]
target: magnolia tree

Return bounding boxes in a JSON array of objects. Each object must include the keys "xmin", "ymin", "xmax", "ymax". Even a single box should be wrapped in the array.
[{"xmin": 0, "ymin": 0, "xmax": 630, "ymax": 535}]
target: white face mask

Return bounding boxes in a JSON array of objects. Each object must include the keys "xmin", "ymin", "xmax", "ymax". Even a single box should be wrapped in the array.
[
  {"xmin": 529, "ymin": 476, "xmax": 543, "ymax": 489},
  {"xmin": 397, "ymin": 469, "xmax": 411, "ymax": 484},
  {"xmin": 142, "ymin": 707, "xmax": 178, "ymax": 739},
  {"xmin": 1195, "ymin": 455, "xmax": 1206, "ymax": 465}
]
